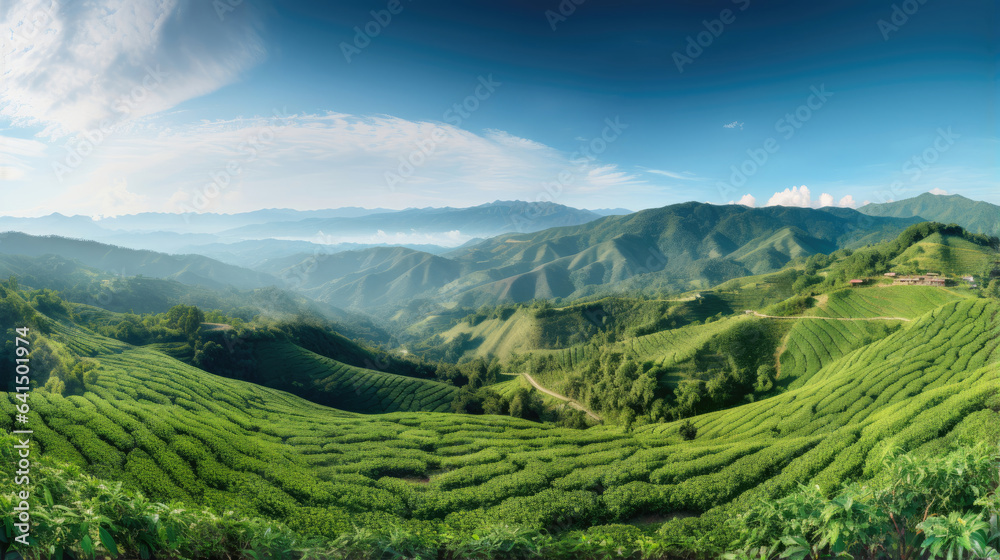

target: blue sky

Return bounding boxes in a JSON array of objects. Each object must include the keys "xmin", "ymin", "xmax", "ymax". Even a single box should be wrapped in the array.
[{"xmin": 0, "ymin": 0, "xmax": 995, "ymax": 216}]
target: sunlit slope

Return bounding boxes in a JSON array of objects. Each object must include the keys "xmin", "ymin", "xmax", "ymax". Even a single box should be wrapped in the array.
[
  {"xmin": 892, "ymin": 232, "xmax": 997, "ymax": 275},
  {"xmin": 806, "ymin": 285, "xmax": 964, "ymax": 319},
  {"xmin": 728, "ymin": 227, "xmax": 837, "ymax": 275},
  {"xmin": 775, "ymin": 286, "xmax": 968, "ymax": 387},
  {"xmin": 777, "ymin": 319, "xmax": 903, "ymax": 388}
]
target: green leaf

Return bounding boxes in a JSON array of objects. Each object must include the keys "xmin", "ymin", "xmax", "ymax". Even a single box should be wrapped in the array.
[
  {"xmin": 99, "ymin": 527, "xmax": 119, "ymax": 557},
  {"xmin": 81, "ymin": 535, "xmax": 94, "ymax": 559}
]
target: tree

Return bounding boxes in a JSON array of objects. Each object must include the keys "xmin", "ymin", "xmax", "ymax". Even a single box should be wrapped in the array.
[
  {"xmin": 508, "ymin": 388, "xmax": 544, "ymax": 421},
  {"xmin": 756, "ymin": 364, "xmax": 776, "ymax": 392},
  {"xmin": 679, "ymin": 419, "xmax": 697, "ymax": 440}
]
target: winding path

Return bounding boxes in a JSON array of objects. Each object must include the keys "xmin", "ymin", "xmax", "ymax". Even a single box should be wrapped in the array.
[
  {"xmin": 745, "ymin": 311, "xmax": 911, "ymax": 322},
  {"xmin": 521, "ymin": 373, "xmax": 602, "ymax": 422}
]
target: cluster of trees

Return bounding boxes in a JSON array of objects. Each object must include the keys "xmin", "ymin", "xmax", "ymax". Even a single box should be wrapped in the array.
[
  {"xmin": 44, "ymin": 360, "xmax": 100, "ymax": 396},
  {"xmin": 452, "ymin": 385, "xmax": 546, "ymax": 421},
  {"xmin": 560, "ymin": 319, "xmax": 784, "ymax": 427},
  {"xmin": 569, "ymin": 352, "xmax": 659, "ymax": 429}
]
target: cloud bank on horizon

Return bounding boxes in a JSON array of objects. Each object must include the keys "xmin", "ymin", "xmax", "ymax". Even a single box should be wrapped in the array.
[{"xmin": 728, "ymin": 186, "xmax": 857, "ymax": 209}]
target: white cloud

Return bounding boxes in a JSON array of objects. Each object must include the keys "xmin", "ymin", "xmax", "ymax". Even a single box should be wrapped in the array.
[
  {"xmin": 729, "ymin": 194, "xmax": 757, "ymax": 207},
  {"xmin": 0, "ymin": 0, "xmax": 266, "ymax": 138},
  {"xmin": 928, "ymin": 187, "xmax": 949, "ymax": 195},
  {"xmin": 722, "ymin": 121, "xmax": 744, "ymax": 130},
  {"xmin": 765, "ymin": 186, "xmax": 859, "ymax": 209}
]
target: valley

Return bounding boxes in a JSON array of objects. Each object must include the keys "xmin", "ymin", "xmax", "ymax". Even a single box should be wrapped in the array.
[{"xmin": 1, "ymin": 198, "xmax": 998, "ymax": 559}]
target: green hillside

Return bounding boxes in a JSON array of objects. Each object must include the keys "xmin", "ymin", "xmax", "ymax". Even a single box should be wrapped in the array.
[
  {"xmin": 806, "ymin": 285, "xmax": 964, "ymax": 319},
  {"xmin": 254, "ymin": 340, "xmax": 457, "ymax": 413},
  {"xmin": 892, "ymin": 231, "xmax": 997, "ymax": 275},
  {"xmin": 1, "ymin": 295, "xmax": 997, "ymax": 558},
  {"xmin": 447, "ymin": 203, "xmax": 918, "ymax": 305},
  {"xmin": 859, "ymin": 192, "xmax": 1000, "ymax": 236}
]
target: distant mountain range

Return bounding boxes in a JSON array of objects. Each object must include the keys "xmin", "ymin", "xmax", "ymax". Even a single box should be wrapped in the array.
[
  {"xmin": 3, "ymin": 194, "xmax": 995, "ymax": 317},
  {"xmin": 0, "ymin": 200, "xmax": 604, "ymax": 258},
  {"xmin": 263, "ymin": 202, "xmax": 922, "ymax": 311},
  {"xmin": 216, "ymin": 200, "xmax": 603, "ymax": 239},
  {"xmin": 859, "ymin": 193, "xmax": 1000, "ymax": 237}
]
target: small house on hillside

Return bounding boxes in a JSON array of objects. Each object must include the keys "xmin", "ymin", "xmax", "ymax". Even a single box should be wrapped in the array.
[
  {"xmin": 849, "ymin": 279, "xmax": 865, "ymax": 287},
  {"xmin": 894, "ymin": 275, "xmax": 947, "ymax": 287},
  {"xmin": 883, "ymin": 272, "xmax": 897, "ymax": 278}
]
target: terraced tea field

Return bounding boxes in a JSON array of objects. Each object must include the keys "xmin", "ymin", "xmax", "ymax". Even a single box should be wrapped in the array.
[
  {"xmin": 254, "ymin": 340, "xmax": 457, "ymax": 413},
  {"xmin": 776, "ymin": 318, "xmax": 903, "ymax": 388},
  {"xmin": 2, "ymin": 297, "xmax": 995, "ymax": 542},
  {"xmin": 807, "ymin": 285, "xmax": 962, "ymax": 319}
]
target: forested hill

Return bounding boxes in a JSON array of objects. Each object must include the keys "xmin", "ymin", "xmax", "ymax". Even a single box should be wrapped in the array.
[
  {"xmin": 859, "ymin": 192, "xmax": 1000, "ymax": 236},
  {"xmin": 267, "ymin": 203, "xmax": 923, "ymax": 311}
]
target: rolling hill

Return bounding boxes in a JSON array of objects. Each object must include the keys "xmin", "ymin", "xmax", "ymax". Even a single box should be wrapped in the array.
[
  {"xmin": 265, "ymin": 203, "xmax": 921, "ymax": 313},
  {"xmin": 859, "ymin": 192, "xmax": 1000, "ymax": 237}
]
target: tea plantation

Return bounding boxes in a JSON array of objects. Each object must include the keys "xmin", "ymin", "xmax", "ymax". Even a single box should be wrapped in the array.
[{"xmin": 2, "ymin": 293, "xmax": 997, "ymax": 558}]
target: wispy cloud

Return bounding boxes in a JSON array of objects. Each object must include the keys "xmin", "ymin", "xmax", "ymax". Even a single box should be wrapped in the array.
[
  {"xmin": 3, "ymin": 112, "xmax": 649, "ymax": 216},
  {"xmin": 722, "ymin": 121, "xmax": 744, "ymax": 130},
  {"xmin": 644, "ymin": 168, "xmax": 699, "ymax": 180},
  {"xmin": 0, "ymin": 0, "xmax": 266, "ymax": 138}
]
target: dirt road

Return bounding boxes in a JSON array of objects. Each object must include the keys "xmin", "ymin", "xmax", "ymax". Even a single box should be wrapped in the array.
[
  {"xmin": 745, "ymin": 311, "xmax": 910, "ymax": 322},
  {"xmin": 521, "ymin": 373, "xmax": 602, "ymax": 422}
]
